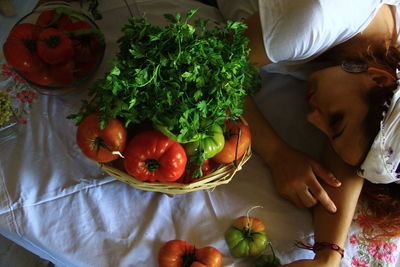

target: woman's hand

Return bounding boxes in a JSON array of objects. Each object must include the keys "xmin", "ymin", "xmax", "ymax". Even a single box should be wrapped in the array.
[
  {"xmin": 266, "ymin": 144, "xmax": 341, "ymax": 213},
  {"xmin": 243, "ymin": 97, "xmax": 340, "ymax": 213}
]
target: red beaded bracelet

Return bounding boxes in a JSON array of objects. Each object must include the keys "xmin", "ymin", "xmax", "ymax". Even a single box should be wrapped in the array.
[{"xmin": 295, "ymin": 240, "xmax": 344, "ymax": 258}]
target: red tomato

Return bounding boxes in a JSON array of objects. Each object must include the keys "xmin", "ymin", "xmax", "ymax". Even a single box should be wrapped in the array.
[
  {"xmin": 24, "ymin": 68, "xmax": 54, "ymax": 86},
  {"xmin": 49, "ymin": 60, "xmax": 75, "ymax": 85},
  {"xmin": 75, "ymin": 56, "xmax": 100, "ymax": 78},
  {"xmin": 72, "ymin": 34, "xmax": 103, "ymax": 63},
  {"xmin": 7, "ymin": 23, "xmax": 41, "ymax": 40},
  {"xmin": 3, "ymin": 23, "xmax": 44, "ymax": 73},
  {"xmin": 76, "ymin": 113, "xmax": 127, "ymax": 163},
  {"xmin": 123, "ymin": 130, "xmax": 187, "ymax": 182},
  {"xmin": 177, "ymin": 159, "xmax": 211, "ymax": 184},
  {"xmin": 212, "ymin": 120, "xmax": 251, "ymax": 164},
  {"xmin": 194, "ymin": 247, "xmax": 222, "ymax": 267},
  {"xmin": 64, "ymin": 21, "xmax": 103, "ymax": 63},
  {"xmin": 37, "ymin": 28, "xmax": 73, "ymax": 64},
  {"xmin": 158, "ymin": 240, "xmax": 222, "ymax": 267},
  {"xmin": 35, "ymin": 9, "xmax": 73, "ymax": 29}
]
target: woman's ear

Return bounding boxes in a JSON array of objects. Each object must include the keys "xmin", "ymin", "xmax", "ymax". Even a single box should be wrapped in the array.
[{"xmin": 367, "ymin": 67, "xmax": 396, "ymax": 87}]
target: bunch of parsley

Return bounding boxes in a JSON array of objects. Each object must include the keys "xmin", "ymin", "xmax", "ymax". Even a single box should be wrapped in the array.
[{"xmin": 72, "ymin": 9, "xmax": 260, "ymax": 143}]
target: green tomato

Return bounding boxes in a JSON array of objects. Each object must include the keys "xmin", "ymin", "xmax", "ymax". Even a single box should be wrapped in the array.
[
  {"xmin": 153, "ymin": 123, "xmax": 205, "ymax": 143},
  {"xmin": 253, "ymin": 254, "xmax": 281, "ymax": 267},
  {"xmin": 225, "ymin": 216, "xmax": 269, "ymax": 258},
  {"xmin": 185, "ymin": 124, "xmax": 225, "ymax": 159}
]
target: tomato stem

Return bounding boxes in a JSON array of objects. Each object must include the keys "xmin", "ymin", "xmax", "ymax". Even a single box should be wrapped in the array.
[
  {"xmin": 44, "ymin": 34, "xmax": 61, "ymax": 48},
  {"xmin": 45, "ymin": 7, "xmax": 88, "ymax": 28},
  {"xmin": 23, "ymin": 39, "xmax": 36, "ymax": 53},
  {"xmin": 91, "ymin": 136, "xmax": 114, "ymax": 155},
  {"xmin": 182, "ymin": 252, "xmax": 196, "ymax": 267},
  {"xmin": 146, "ymin": 158, "xmax": 160, "ymax": 171},
  {"xmin": 66, "ymin": 28, "xmax": 105, "ymax": 46},
  {"xmin": 269, "ymin": 242, "xmax": 277, "ymax": 258},
  {"xmin": 223, "ymin": 129, "xmax": 236, "ymax": 140},
  {"xmin": 56, "ymin": 7, "xmax": 88, "ymax": 22},
  {"xmin": 243, "ymin": 206, "xmax": 263, "ymax": 239}
]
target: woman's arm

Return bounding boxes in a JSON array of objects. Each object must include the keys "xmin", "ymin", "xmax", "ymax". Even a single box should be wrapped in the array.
[
  {"xmin": 313, "ymin": 147, "xmax": 364, "ymax": 265},
  {"xmin": 243, "ymin": 13, "xmax": 341, "ymax": 212},
  {"xmin": 283, "ymin": 147, "xmax": 364, "ymax": 267},
  {"xmin": 243, "ymin": 12, "xmax": 271, "ymax": 68}
]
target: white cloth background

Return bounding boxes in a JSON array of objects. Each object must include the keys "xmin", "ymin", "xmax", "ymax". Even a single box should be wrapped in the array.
[{"xmin": 0, "ymin": 1, "xmax": 398, "ymax": 266}]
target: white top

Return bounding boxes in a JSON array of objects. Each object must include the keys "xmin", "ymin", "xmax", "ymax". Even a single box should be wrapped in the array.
[
  {"xmin": 358, "ymin": 78, "xmax": 400, "ymax": 184},
  {"xmin": 259, "ymin": 0, "xmax": 400, "ymax": 63},
  {"xmin": 217, "ymin": 0, "xmax": 400, "ymax": 78}
]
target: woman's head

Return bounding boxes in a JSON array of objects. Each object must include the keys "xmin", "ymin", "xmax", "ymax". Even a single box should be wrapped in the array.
[
  {"xmin": 306, "ymin": 61, "xmax": 397, "ymax": 166},
  {"xmin": 312, "ymin": 44, "xmax": 400, "ymax": 240}
]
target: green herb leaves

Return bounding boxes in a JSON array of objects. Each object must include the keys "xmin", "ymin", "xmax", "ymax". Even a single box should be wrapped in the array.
[
  {"xmin": 0, "ymin": 91, "xmax": 12, "ymax": 126},
  {"xmin": 71, "ymin": 9, "xmax": 260, "ymax": 142}
]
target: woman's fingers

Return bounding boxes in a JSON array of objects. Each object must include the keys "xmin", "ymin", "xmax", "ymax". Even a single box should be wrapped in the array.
[
  {"xmin": 297, "ymin": 188, "xmax": 318, "ymax": 208},
  {"xmin": 312, "ymin": 161, "xmax": 341, "ymax": 187},
  {"xmin": 269, "ymin": 149, "xmax": 339, "ymax": 213},
  {"xmin": 307, "ymin": 181, "xmax": 337, "ymax": 213}
]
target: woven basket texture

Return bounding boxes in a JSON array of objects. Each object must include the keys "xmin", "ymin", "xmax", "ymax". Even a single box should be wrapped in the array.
[{"xmin": 101, "ymin": 144, "xmax": 251, "ymax": 194}]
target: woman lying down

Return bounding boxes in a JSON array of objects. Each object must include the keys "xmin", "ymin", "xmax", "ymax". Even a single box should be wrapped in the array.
[{"xmin": 216, "ymin": 0, "xmax": 400, "ymax": 266}]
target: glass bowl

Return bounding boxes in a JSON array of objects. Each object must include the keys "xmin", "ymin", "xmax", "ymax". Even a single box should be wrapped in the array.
[
  {"xmin": 2, "ymin": 1, "xmax": 105, "ymax": 96},
  {"xmin": 0, "ymin": 117, "xmax": 19, "ymax": 145}
]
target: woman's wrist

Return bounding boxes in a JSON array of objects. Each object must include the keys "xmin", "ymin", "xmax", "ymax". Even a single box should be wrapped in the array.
[
  {"xmin": 252, "ymin": 135, "xmax": 288, "ymax": 165},
  {"xmin": 255, "ymin": 138, "xmax": 290, "ymax": 166},
  {"xmin": 314, "ymin": 246, "xmax": 343, "ymax": 266},
  {"xmin": 295, "ymin": 240, "xmax": 344, "ymax": 266}
]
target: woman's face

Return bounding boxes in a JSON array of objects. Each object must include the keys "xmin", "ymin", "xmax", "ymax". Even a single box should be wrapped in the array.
[{"xmin": 306, "ymin": 66, "xmax": 390, "ymax": 166}]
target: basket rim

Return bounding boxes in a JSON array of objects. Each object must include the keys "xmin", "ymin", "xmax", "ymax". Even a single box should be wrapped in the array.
[{"xmin": 101, "ymin": 143, "xmax": 252, "ymax": 194}]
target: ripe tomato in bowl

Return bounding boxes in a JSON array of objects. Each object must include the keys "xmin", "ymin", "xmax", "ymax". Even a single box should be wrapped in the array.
[{"xmin": 2, "ymin": 2, "xmax": 105, "ymax": 96}]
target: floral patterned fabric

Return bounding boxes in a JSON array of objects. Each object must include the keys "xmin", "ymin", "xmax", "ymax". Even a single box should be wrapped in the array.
[
  {"xmin": 349, "ymin": 232, "xmax": 399, "ymax": 266},
  {"xmin": 344, "ymin": 209, "xmax": 400, "ymax": 267},
  {"xmin": 0, "ymin": 62, "xmax": 37, "ymax": 124}
]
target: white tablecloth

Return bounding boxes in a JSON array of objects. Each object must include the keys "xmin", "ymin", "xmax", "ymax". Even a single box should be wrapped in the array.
[{"xmin": 0, "ymin": 1, "xmax": 399, "ymax": 266}]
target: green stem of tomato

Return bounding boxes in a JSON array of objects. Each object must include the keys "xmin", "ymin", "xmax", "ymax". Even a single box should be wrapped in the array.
[
  {"xmin": 44, "ymin": 7, "xmax": 87, "ymax": 28},
  {"xmin": 55, "ymin": 7, "xmax": 88, "ymax": 23},
  {"xmin": 65, "ymin": 28, "xmax": 105, "ymax": 46},
  {"xmin": 269, "ymin": 242, "xmax": 277, "ymax": 258},
  {"xmin": 92, "ymin": 136, "xmax": 112, "ymax": 155},
  {"xmin": 242, "ymin": 227, "xmax": 253, "ymax": 241},
  {"xmin": 145, "ymin": 159, "xmax": 160, "ymax": 172}
]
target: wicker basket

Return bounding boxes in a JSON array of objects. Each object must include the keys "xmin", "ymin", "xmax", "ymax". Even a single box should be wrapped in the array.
[
  {"xmin": 101, "ymin": 145, "xmax": 251, "ymax": 194},
  {"xmin": 99, "ymin": 117, "xmax": 252, "ymax": 195}
]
